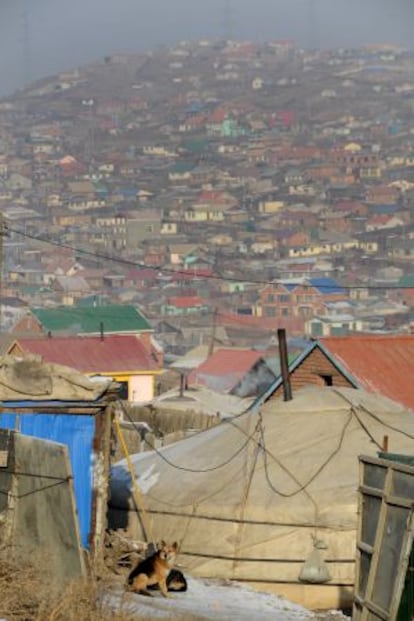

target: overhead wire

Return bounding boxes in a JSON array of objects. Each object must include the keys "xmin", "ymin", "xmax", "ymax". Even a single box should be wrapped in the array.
[{"xmin": 6, "ymin": 224, "xmax": 413, "ymax": 292}]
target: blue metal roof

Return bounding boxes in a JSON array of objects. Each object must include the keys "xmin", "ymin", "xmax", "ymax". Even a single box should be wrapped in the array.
[{"xmin": 309, "ymin": 277, "xmax": 346, "ymax": 294}]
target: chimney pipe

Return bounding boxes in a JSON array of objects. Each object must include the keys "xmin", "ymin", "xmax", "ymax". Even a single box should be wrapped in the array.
[
  {"xmin": 278, "ymin": 328, "xmax": 292, "ymax": 402},
  {"xmin": 179, "ymin": 372, "xmax": 185, "ymax": 397}
]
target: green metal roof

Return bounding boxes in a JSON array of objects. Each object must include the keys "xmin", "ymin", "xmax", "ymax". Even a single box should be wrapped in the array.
[
  {"xmin": 170, "ymin": 161, "xmax": 195, "ymax": 174},
  {"xmin": 398, "ymin": 274, "xmax": 414, "ymax": 288},
  {"xmin": 31, "ymin": 304, "xmax": 152, "ymax": 335},
  {"xmin": 182, "ymin": 139, "xmax": 209, "ymax": 153}
]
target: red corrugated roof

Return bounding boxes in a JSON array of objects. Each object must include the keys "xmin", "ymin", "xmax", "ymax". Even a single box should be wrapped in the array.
[
  {"xmin": 189, "ymin": 348, "xmax": 263, "ymax": 391},
  {"xmin": 320, "ymin": 335, "xmax": 414, "ymax": 410},
  {"xmin": 170, "ymin": 268, "xmax": 214, "ymax": 281},
  {"xmin": 217, "ymin": 312, "xmax": 305, "ymax": 334},
  {"xmin": 16, "ymin": 335, "xmax": 159, "ymax": 374}
]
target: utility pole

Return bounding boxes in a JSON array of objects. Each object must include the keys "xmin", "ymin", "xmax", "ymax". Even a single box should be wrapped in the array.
[
  {"xmin": 0, "ymin": 214, "xmax": 8, "ymax": 333},
  {"xmin": 208, "ymin": 307, "xmax": 218, "ymax": 357}
]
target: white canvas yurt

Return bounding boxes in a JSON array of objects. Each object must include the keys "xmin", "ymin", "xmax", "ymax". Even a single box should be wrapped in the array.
[{"xmin": 109, "ymin": 386, "xmax": 414, "ymax": 609}]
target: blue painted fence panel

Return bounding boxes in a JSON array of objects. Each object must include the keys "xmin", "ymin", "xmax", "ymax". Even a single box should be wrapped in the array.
[{"xmin": 0, "ymin": 412, "xmax": 95, "ymax": 548}]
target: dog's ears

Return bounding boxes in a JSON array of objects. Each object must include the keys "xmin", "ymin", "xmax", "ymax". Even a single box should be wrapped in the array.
[
  {"xmin": 172, "ymin": 541, "xmax": 178, "ymax": 550},
  {"xmin": 160, "ymin": 540, "xmax": 166, "ymax": 548}
]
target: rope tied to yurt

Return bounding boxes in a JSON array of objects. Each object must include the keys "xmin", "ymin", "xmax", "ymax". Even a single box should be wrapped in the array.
[
  {"xmin": 177, "ymin": 502, "xmax": 199, "ymax": 561},
  {"xmin": 232, "ymin": 418, "xmax": 262, "ymax": 576},
  {"xmin": 114, "ymin": 415, "xmax": 155, "ymax": 548},
  {"xmin": 257, "ymin": 409, "xmax": 354, "ymax": 539}
]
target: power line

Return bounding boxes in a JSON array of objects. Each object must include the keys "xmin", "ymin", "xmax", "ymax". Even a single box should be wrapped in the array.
[{"xmin": 6, "ymin": 224, "xmax": 414, "ymax": 292}]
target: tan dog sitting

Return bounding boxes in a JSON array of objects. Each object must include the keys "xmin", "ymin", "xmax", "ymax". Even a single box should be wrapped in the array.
[{"xmin": 128, "ymin": 541, "xmax": 178, "ymax": 597}]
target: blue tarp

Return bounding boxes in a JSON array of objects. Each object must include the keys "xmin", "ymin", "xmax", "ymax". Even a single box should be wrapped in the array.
[{"xmin": 0, "ymin": 411, "xmax": 95, "ymax": 548}]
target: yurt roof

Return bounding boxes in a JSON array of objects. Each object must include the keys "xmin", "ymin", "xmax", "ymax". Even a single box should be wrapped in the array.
[
  {"xmin": 111, "ymin": 386, "xmax": 414, "ymax": 524},
  {"xmin": 109, "ymin": 386, "xmax": 414, "ymax": 587}
]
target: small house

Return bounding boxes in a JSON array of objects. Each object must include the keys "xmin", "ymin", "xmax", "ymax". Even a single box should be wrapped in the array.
[{"xmin": 0, "ymin": 355, "xmax": 119, "ymax": 565}]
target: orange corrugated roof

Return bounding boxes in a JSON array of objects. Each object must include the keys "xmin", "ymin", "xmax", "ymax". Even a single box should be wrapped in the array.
[
  {"xmin": 167, "ymin": 296, "xmax": 204, "ymax": 308},
  {"xmin": 320, "ymin": 335, "xmax": 414, "ymax": 410}
]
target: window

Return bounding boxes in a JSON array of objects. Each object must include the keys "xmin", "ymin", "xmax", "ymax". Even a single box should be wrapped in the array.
[
  {"xmin": 267, "ymin": 294, "xmax": 275, "ymax": 303},
  {"xmin": 320, "ymin": 374, "xmax": 333, "ymax": 386},
  {"xmin": 279, "ymin": 295, "xmax": 289, "ymax": 302},
  {"xmin": 281, "ymin": 307, "xmax": 290, "ymax": 316},
  {"xmin": 265, "ymin": 306, "xmax": 277, "ymax": 317},
  {"xmin": 117, "ymin": 381, "xmax": 129, "ymax": 400}
]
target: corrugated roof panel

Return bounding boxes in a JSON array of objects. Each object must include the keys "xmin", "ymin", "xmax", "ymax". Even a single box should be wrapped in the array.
[
  {"xmin": 0, "ymin": 412, "xmax": 95, "ymax": 548},
  {"xmin": 17, "ymin": 335, "xmax": 158, "ymax": 374},
  {"xmin": 320, "ymin": 335, "xmax": 414, "ymax": 410},
  {"xmin": 32, "ymin": 304, "xmax": 152, "ymax": 334},
  {"xmin": 309, "ymin": 277, "xmax": 346, "ymax": 294},
  {"xmin": 189, "ymin": 349, "xmax": 264, "ymax": 392}
]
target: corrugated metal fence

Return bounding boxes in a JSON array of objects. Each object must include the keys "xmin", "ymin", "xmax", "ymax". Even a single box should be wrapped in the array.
[{"xmin": 0, "ymin": 410, "xmax": 95, "ymax": 549}]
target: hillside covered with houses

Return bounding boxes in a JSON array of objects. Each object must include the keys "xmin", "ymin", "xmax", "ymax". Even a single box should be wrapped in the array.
[
  {"xmin": 4, "ymin": 37, "xmax": 414, "ymax": 620},
  {"xmin": 1, "ymin": 39, "xmax": 414, "ymax": 376}
]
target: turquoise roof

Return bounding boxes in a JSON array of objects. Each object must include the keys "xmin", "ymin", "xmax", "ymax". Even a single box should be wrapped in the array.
[{"xmin": 31, "ymin": 304, "xmax": 152, "ymax": 334}]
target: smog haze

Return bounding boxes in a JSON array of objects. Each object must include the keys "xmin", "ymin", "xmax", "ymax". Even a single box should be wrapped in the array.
[{"xmin": 0, "ymin": 0, "xmax": 413, "ymax": 97}]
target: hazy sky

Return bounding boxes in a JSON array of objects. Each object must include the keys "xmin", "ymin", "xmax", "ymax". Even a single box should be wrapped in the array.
[{"xmin": 0, "ymin": 0, "xmax": 413, "ymax": 97}]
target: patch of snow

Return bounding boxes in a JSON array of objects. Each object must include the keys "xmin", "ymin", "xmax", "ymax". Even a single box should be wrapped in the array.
[
  {"xmin": 111, "ymin": 462, "xmax": 160, "ymax": 494},
  {"xmin": 106, "ymin": 577, "xmax": 317, "ymax": 621},
  {"xmin": 136, "ymin": 463, "xmax": 160, "ymax": 493}
]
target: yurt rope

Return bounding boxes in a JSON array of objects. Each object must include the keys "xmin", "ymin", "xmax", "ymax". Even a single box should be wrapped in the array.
[
  {"xmin": 232, "ymin": 422, "xmax": 262, "ymax": 576},
  {"xmin": 118, "ymin": 397, "xmax": 360, "ymax": 545},
  {"xmin": 114, "ymin": 416, "xmax": 155, "ymax": 546},
  {"xmin": 351, "ymin": 408, "xmax": 382, "ymax": 449},
  {"xmin": 360, "ymin": 405, "xmax": 414, "ymax": 439},
  {"xmin": 257, "ymin": 410, "xmax": 353, "ymax": 498},
  {"xmin": 178, "ymin": 502, "xmax": 198, "ymax": 553},
  {"xmin": 257, "ymin": 410, "xmax": 353, "ymax": 539},
  {"xmin": 121, "ymin": 404, "xmax": 262, "ymax": 473},
  {"xmin": 331, "ymin": 388, "xmax": 414, "ymax": 443}
]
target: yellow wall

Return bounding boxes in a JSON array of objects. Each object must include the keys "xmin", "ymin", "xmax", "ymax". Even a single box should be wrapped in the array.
[{"xmin": 259, "ymin": 200, "xmax": 284, "ymax": 214}]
